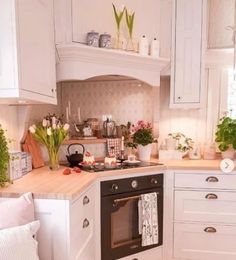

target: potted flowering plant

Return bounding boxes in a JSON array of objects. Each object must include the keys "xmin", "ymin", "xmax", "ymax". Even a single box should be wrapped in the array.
[
  {"xmin": 29, "ymin": 114, "xmax": 70, "ymax": 170},
  {"xmin": 132, "ymin": 120, "xmax": 156, "ymax": 161}
]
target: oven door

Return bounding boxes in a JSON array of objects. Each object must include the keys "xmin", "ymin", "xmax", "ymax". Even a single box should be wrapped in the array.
[{"xmin": 101, "ymin": 188, "xmax": 163, "ymax": 260}]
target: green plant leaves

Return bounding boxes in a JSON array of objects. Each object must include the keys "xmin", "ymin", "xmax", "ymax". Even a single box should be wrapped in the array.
[
  {"xmin": 112, "ymin": 4, "xmax": 125, "ymax": 31},
  {"xmin": 215, "ymin": 116, "xmax": 236, "ymax": 151},
  {"xmin": 125, "ymin": 9, "xmax": 135, "ymax": 38},
  {"xmin": 0, "ymin": 125, "xmax": 10, "ymax": 187}
]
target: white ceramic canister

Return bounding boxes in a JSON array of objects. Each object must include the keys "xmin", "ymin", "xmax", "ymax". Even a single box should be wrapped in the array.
[
  {"xmin": 138, "ymin": 35, "xmax": 149, "ymax": 55},
  {"xmin": 150, "ymin": 37, "xmax": 160, "ymax": 58}
]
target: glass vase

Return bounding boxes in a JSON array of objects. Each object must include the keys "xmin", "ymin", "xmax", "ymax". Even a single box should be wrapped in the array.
[
  {"xmin": 126, "ymin": 37, "xmax": 135, "ymax": 52},
  {"xmin": 114, "ymin": 31, "xmax": 122, "ymax": 49},
  {"xmin": 47, "ymin": 148, "xmax": 59, "ymax": 171}
]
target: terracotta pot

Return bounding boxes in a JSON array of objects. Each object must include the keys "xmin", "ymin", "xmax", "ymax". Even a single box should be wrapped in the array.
[{"xmin": 221, "ymin": 147, "xmax": 235, "ymax": 160}]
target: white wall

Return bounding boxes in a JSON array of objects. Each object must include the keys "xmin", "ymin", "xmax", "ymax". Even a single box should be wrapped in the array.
[{"xmin": 0, "ymin": 105, "xmax": 20, "ymax": 150}]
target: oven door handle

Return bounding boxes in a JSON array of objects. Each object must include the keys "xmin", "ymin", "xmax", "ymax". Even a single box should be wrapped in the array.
[{"xmin": 113, "ymin": 192, "xmax": 159, "ymax": 204}]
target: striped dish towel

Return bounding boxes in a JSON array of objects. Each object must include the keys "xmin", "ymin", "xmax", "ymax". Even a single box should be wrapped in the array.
[{"xmin": 107, "ymin": 138, "xmax": 121, "ymax": 157}]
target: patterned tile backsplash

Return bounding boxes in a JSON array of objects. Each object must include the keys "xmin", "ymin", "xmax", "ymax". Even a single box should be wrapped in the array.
[{"xmin": 60, "ymin": 79, "xmax": 154, "ymax": 126}]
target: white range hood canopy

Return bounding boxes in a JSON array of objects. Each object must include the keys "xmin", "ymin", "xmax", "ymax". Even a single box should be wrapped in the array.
[{"xmin": 56, "ymin": 43, "xmax": 170, "ymax": 86}]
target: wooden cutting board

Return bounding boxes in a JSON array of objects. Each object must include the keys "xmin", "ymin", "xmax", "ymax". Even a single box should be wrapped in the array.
[{"xmin": 22, "ymin": 131, "xmax": 44, "ymax": 168}]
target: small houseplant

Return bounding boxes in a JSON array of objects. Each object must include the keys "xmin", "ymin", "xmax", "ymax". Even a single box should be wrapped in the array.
[
  {"xmin": 215, "ymin": 116, "xmax": 236, "ymax": 159},
  {"xmin": 125, "ymin": 8, "xmax": 135, "ymax": 51},
  {"xmin": 0, "ymin": 125, "xmax": 10, "ymax": 187},
  {"xmin": 168, "ymin": 132, "xmax": 194, "ymax": 153},
  {"xmin": 132, "ymin": 120, "xmax": 156, "ymax": 161},
  {"xmin": 29, "ymin": 114, "xmax": 70, "ymax": 170},
  {"xmin": 112, "ymin": 3, "xmax": 125, "ymax": 49}
]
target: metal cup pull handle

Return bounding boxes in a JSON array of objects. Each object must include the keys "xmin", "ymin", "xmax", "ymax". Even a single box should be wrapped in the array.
[
  {"xmin": 83, "ymin": 196, "xmax": 90, "ymax": 205},
  {"xmin": 205, "ymin": 193, "xmax": 218, "ymax": 199},
  {"xmin": 204, "ymin": 227, "xmax": 217, "ymax": 233},
  {"xmin": 205, "ymin": 176, "xmax": 219, "ymax": 182},
  {"xmin": 83, "ymin": 218, "xmax": 90, "ymax": 228}
]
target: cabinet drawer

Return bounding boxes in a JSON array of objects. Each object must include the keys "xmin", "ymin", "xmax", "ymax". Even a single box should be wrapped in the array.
[
  {"xmin": 174, "ymin": 223, "xmax": 236, "ymax": 260},
  {"xmin": 175, "ymin": 190, "xmax": 236, "ymax": 223},
  {"xmin": 175, "ymin": 173, "xmax": 236, "ymax": 189}
]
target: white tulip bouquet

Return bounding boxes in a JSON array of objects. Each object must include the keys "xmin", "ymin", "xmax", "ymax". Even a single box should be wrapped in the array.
[{"xmin": 29, "ymin": 114, "xmax": 69, "ymax": 170}]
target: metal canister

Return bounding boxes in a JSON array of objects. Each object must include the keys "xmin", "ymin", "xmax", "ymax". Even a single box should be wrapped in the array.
[
  {"xmin": 86, "ymin": 31, "xmax": 99, "ymax": 47},
  {"xmin": 99, "ymin": 33, "xmax": 111, "ymax": 48}
]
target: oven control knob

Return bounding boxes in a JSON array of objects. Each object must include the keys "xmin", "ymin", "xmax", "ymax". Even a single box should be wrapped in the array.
[
  {"xmin": 111, "ymin": 184, "xmax": 119, "ymax": 192},
  {"xmin": 131, "ymin": 180, "xmax": 138, "ymax": 189},
  {"xmin": 151, "ymin": 178, "xmax": 158, "ymax": 185}
]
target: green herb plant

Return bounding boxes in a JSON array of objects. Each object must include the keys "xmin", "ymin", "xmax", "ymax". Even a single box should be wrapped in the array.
[
  {"xmin": 215, "ymin": 116, "xmax": 236, "ymax": 151},
  {"xmin": 0, "ymin": 125, "xmax": 10, "ymax": 187}
]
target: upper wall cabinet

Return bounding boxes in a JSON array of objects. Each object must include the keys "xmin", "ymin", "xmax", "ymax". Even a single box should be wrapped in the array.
[
  {"xmin": 208, "ymin": 0, "xmax": 234, "ymax": 49},
  {"xmin": 170, "ymin": 0, "xmax": 207, "ymax": 109},
  {"xmin": 0, "ymin": 0, "xmax": 57, "ymax": 104}
]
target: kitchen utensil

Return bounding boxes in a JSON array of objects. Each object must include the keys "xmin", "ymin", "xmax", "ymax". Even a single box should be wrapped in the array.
[
  {"xmin": 103, "ymin": 118, "xmax": 116, "ymax": 137},
  {"xmin": 66, "ymin": 143, "xmax": 85, "ymax": 166}
]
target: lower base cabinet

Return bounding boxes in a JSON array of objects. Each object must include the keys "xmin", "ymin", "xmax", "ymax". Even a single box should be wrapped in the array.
[{"xmin": 174, "ymin": 223, "xmax": 236, "ymax": 260}]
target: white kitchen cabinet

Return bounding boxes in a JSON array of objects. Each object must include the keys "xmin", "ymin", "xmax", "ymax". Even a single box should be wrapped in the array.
[
  {"xmin": 0, "ymin": 0, "xmax": 56, "ymax": 104},
  {"xmin": 208, "ymin": 0, "xmax": 234, "ymax": 49},
  {"xmin": 0, "ymin": 184, "xmax": 96, "ymax": 260},
  {"xmin": 172, "ymin": 171, "xmax": 236, "ymax": 260},
  {"xmin": 69, "ymin": 184, "xmax": 95, "ymax": 260},
  {"xmin": 170, "ymin": 0, "xmax": 206, "ymax": 108}
]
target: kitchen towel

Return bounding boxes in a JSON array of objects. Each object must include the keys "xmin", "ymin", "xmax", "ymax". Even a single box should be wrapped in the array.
[
  {"xmin": 138, "ymin": 192, "xmax": 159, "ymax": 246},
  {"xmin": 106, "ymin": 138, "xmax": 121, "ymax": 157}
]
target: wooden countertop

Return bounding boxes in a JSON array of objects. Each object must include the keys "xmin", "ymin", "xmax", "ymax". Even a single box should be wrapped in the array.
[{"xmin": 0, "ymin": 159, "xmax": 232, "ymax": 200}]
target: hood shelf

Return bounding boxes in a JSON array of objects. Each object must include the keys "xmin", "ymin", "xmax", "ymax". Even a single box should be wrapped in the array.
[{"xmin": 56, "ymin": 43, "xmax": 170, "ymax": 86}]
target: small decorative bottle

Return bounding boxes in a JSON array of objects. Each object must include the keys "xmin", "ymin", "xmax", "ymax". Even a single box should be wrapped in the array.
[
  {"xmin": 138, "ymin": 35, "xmax": 149, "ymax": 55},
  {"xmin": 150, "ymin": 37, "xmax": 160, "ymax": 58}
]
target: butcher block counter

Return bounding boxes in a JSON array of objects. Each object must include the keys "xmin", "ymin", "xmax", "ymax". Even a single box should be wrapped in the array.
[{"xmin": 0, "ymin": 159, "xmax": 232, "ymax": 200}]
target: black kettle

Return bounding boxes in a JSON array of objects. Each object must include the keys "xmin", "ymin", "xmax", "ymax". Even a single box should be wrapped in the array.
[{"xmin": 66, "ymin": 143, "xmax": 85, "ymax": 167}]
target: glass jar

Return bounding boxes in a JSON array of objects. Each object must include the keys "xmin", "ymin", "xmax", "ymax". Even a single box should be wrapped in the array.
[{"xmin": 203, "ymin": 143, "xmax": 216, "ymax": 160}]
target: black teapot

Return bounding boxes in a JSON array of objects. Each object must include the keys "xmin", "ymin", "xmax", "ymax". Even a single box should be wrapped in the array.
[{"xmin": 66, "ymin": 143, "xmax": 85, "ymax": 167}]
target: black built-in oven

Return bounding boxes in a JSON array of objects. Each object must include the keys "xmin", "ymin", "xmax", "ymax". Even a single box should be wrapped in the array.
[{"xmin": 101, "ymin": 174, "xmax": 163, "ymax": 260}]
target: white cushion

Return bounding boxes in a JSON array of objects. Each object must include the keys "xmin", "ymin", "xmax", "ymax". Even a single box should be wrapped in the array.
[
  {"xmin": 0, "ymin": 192, "xmax": 35, "ymax": 229},
  {"xmin": 0, "ymin": 221, "xmax": 40, "ymax": 260}
]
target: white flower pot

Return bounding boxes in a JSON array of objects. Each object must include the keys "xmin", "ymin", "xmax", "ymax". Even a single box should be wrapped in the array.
[
  {"xmin": 222, "ymin": 148, "xmax": 235, "ymax": 160},
  {"xmin": 137, "ymin": 144, "xmax": 152, "ymax": 161}
]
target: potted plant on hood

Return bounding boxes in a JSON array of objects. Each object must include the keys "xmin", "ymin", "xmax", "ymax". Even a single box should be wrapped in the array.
[
  {"xmin": 132, "ymin": 120, "xmax": 156, "ymax": 161},
  {"xmin": 215, "ymin": 116, "xmax": 236, "ymax": 159}
]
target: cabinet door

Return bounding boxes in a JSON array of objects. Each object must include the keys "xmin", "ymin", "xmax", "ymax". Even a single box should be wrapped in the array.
[
  {"xmin": 174, "ymin": 222, "xmax": 236, "ymax": 260},
  {"xmin": 170, "ymin": 0, "xmax": 206, "ymax": 108},
  {"xmin": 208, "ymin": 0, "xmax": 234, "ymax": 49},
  {"xmin": 16, "ymin": 0, "xmax": 56, "ymax": 100},
  {"xmin": 0, "ymin": 0, "xmax": 18, "ymax": 93}
]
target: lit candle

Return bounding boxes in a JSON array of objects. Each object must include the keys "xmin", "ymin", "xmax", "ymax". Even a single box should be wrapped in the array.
[
  {"xmin": 121, "ymin": 136, "xmax": 124, "ymax": 151},
  {"xmin": 77, "ymin": 107, "xmax": 81, "ymax": 123}
]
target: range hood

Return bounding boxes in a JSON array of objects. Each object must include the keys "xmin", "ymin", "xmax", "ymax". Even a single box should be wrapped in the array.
[{"xmin": 56, "ymin": 43, "xmax": 170, "ymax": 86}]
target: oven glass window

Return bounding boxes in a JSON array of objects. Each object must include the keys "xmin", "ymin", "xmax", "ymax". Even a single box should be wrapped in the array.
[{"xmin": 111, "ymin": 198, "xmax": 140, "ymax": 248}]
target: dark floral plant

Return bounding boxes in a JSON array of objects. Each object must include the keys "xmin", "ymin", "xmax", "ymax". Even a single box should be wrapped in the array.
[{"xmin": 132, "ymin": 120, "xmax": 156, "ymax": 146}]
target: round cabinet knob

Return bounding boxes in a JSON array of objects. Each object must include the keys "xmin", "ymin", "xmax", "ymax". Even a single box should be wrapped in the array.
[
  {"xmin": 151, "ymin": 178, "xmax": 158, "ymax": 185},
  {"xmin": 131, "ymin": 180, "xmax": 138, "ymax": 189},
  {"xmin": 111, "ymin": 184, "xmax": 119, "ymax": 192}
]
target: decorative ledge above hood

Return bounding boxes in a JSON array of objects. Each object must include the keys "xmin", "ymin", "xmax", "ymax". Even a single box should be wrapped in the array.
[{"xmin": 56, "ymin": 43, "xmax": 170, "ymax": 86}]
